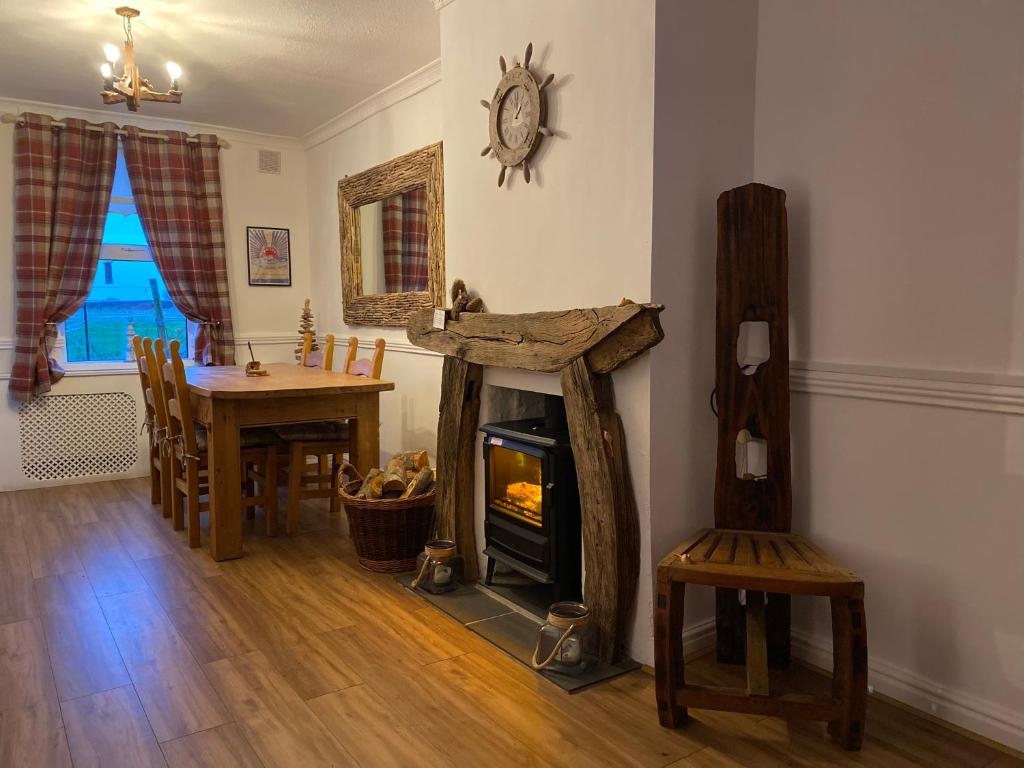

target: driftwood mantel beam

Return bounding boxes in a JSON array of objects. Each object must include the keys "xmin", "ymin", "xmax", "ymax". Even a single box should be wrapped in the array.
[{"xmin": 407, "ymin": 301, "xmax": 664, "ymax": 374}]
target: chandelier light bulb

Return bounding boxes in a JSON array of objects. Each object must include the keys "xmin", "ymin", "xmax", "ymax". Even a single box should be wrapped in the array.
[
  {"xmin": 103, "ymin": 43, "xmax": 120, "ymax": 64},
  {"xmin": 166, "ymin": 61, "xmax": 182, "ymax": 80},
  {"xmin": 100, "ymin": 63, "xmax": 113, "ymax": 79}
]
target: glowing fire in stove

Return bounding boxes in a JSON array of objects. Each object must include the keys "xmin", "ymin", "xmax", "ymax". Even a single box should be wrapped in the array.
[{"xmin": 503, "ymin": 481, "xmax": 543, "ymax": 515}]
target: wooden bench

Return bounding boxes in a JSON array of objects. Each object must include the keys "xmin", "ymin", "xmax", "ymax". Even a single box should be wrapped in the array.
[{"xmin": 654, "ymin": 528, "xmax": 867, "ymax": 750}]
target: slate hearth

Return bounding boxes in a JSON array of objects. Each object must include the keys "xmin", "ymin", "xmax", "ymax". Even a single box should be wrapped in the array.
[{"xmin": 397, "ymin": 575, "xmax": 640, "ymax": 693}]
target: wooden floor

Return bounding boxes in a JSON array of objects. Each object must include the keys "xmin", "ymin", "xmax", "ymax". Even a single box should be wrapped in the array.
[{"xmin": 0, "ymin": 479, "xmax": 1019, "ymax": 768}]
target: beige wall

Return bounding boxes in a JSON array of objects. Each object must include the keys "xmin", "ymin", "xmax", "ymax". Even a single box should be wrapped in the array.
[
  {"xmin": 753, "ymin": 0, "xmax": 1024, "ymax": 748},
  {"xmin": 303, "ymin": 78, "xmax": 445, "ymax": 469},
  {"xmin": 0, "ymin": 97, "xmax": 309, "ymax": 490}
]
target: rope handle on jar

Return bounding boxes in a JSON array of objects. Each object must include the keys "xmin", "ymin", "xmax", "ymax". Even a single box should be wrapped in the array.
[
  {"xmin": 410, "ymin": 556, "xmax": 432, "ymax": 589},
  {"xmin": 531, "ymin": 623, "xmax": 577, "ymax": 670}
]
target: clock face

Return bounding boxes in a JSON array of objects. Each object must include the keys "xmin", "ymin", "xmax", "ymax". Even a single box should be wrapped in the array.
[{"xmin": 498, "ymin": 85, "xmax": 533, "ymax": 150}]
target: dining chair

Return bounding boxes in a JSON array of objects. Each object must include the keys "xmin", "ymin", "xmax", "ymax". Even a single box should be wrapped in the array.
[
  {"xmin": 132, "ymin": 336, "xmax": 164, "ymax": 508},
  {"xmin": 276, "ymin": 332, "xmax": 386, "ymax": 534},
  {"xmin": 158, "ymin": 339, "xmax": 281, "ymax": 548}
]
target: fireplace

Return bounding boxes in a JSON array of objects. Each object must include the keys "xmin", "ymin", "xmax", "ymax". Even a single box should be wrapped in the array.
[{"xmin": 481, "ymin": 396, "xmax": 582, "ymax": 602}]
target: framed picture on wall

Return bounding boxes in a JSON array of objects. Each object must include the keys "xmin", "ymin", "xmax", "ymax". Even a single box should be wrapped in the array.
[{"xmin": 246, "ymin": 226, "xmax": 292, "ymax": 286}]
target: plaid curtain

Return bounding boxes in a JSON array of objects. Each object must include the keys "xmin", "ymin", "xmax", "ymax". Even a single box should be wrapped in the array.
[
  {"xmin": 381, "ymin": 189, "xmax": 428, "ymax": 293},
  {"xmin": 121, "ymin": 128, "xmax": 235, "ymax": 365},
  {"xmin": 401, "ymin": 187, "xmax": 429, "ymax": 292},
  {"xmin": 10, "ymin": 114, "xmax": 118, "ymax": 401},
  {"xmin": 382, "ymin": 194, "xmax": 403, "ymax": 293}
]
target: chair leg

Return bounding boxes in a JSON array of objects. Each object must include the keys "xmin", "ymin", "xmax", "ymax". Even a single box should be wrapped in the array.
[
  {"xmin": 318, "ymin": 454, "xmax": 329, "ymax": 491},
  {"xmin": 150, "ymin": 449, "xmax": 161, "ymax": 505},
  {"xmin": 265, "ymin": 448, "xmax": 279, "ymax": 536},
  {"xmin": 329, "ymin": 453, "xmax": 342, "ymax": 516},
  {"xmin": 286, "ymin": 442, "xmax": 304, "ymax": 535},
  {"xmin": 159, "ymin": 453, "xmax": 173, "ymax": 520},
  {"xmin": 186, "ymin": 458, "xmax": 201, "ymax": 549},
  {"xmin": 655, "ymin": 568, "xmax": 688, "ymax": 728},
  {"xmin": 828, "ymin": 596, "xmax": 868, "ymax": 750},
  {"xmin": 170, "ymin": 459, "xmax": 185, "ymax": 531},
  {"xmin": 244, "ymin": 462, "xmax": 257, "ymax": 520}
]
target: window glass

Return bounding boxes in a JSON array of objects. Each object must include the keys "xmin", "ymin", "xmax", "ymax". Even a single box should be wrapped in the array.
[{"xmin": 64, "ymin": 146, "xmax": 190, "ymax": 363}]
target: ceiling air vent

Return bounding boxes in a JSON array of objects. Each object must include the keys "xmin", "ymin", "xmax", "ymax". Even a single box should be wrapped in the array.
[{"xmin": 257, "ymin": 149, "xmax": 282, "ymax": 175}]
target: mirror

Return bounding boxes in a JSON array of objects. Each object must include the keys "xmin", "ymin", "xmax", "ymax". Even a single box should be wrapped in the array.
[
  {"xmin": 356, "ymin": 186, "xmax": 430, "ymax": 295},
  {"xmin": 339, "ymin": 144, "xmax": 444, "ymax": 327}
]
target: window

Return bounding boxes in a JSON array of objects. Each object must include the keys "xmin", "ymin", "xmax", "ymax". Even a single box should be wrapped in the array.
[{"xmin": 64, "ymin": 146, "xmax": 192, "ymax": 363}]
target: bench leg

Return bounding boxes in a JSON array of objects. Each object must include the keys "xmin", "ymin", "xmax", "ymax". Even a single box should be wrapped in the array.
[
  {"xmin": 829, "ymin": 596, "xmax": 868, "ymax": 750},
  {"xmin": 655, "ymin": 570, "xmax": 688, "ymax": 727}
]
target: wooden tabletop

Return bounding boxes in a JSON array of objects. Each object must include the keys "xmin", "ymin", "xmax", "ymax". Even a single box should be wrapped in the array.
[{"xmin": 186, "ymin": 363, "xmax": 395, "ymax": 399}]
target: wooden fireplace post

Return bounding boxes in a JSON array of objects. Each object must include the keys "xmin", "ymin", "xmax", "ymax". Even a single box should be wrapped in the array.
[
  {"xmin": 435, "ymin": 356, "xmax": 483, "ymax": 582},
  {"xmin": 561, "ymin": 357, "xmax": 641, "ymax": 663}
]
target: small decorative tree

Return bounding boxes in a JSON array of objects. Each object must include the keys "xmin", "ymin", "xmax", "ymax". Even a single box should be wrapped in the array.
[{"xmin": 296, "ymin": 298, "xmax": 319, "ymax": 360}]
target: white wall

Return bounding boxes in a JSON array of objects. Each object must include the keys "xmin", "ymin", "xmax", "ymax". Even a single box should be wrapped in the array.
[
  {"xmin": 753, "ymin": 0, "xmax": 1024, "ymax": 748},
  {"xmin": 439, "ymin": 0, "xmax": 656, "ymax": 663},
  {"xmin": 649, "ymin": 0, "xmax": 760, "ymax": 649},
  {"xmin": 0, "ymin": 97, "xmax": 309, "ymax": 491},
  {"xmin": 304, "ymin": 77, "xmax": 445, "ymax": 468}
]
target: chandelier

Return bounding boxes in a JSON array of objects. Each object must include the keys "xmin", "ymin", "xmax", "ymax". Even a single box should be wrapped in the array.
[{"xmin": 100, "ymin": 7, "xmax": 182, "ymax": 112}]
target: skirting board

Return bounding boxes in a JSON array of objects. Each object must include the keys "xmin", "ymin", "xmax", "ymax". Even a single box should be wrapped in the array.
[
  {"xmin": 678, "ymin": 618, "xmax": 1022, "ymax": 751},
  {"xmin": 791, "ymin": 628, "xmax": 1024, "ymax": 752}
]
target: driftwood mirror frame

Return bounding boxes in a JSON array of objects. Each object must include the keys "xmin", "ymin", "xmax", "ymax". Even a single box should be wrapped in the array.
[{"xmin": 338, "ymin": 143, "xmax": 445, "ymax": 326}]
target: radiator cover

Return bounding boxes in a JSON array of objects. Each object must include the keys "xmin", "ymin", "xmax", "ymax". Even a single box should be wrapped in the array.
[{"xmin": 19, "ymin": 392, "xmax": 138, "ymax": 481}]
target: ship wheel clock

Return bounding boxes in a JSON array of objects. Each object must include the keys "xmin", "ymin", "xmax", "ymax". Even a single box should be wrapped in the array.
[{"xmin": 480, "ymin": 42, "xmax": 555, "ymax": 188}]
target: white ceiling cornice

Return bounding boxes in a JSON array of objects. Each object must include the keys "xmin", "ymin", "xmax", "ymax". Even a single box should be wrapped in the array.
[
  {"xmin": 0, "ymin": 96, "xmax": 303, "ymax": 149},
  {"xmin": 302, "ymin": 59, "xmax": 442, "ymax": 150}
]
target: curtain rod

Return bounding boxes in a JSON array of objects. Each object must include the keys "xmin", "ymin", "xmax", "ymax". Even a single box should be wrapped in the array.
[{"xmin": 0, "ymin": 113, "xmax": 230, "ymax": 149}]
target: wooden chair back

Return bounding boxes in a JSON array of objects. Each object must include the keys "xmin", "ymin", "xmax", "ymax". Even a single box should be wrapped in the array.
[
  {"xmin": 343, "ymin": 337, "xmax": 386, "ymax": 378},
  {"xmin": 132, "ymin": 336, "xmax": 157, "ymax": 432},
  {"xmin": 161, "ymin": 340, "xmax": 201, "ymax": 458},
  {"xmin": 141, "ymin": 338, "xmax": 170, "ymax": 438},
  {"xmin": 300, "ymin": 332, "xmax": 335, "ymax": 371}
]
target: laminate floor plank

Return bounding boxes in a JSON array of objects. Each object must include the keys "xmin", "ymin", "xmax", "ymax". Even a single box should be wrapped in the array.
[
  {"xmin": 0, "ymin": 618, "xmax": 57, "ymax": 713},
  {"xmin": 40, "ymin": 603, "xmax": 132, "ymax": 702},
  {"xmin": 307, "ymin": 684, "xmax": 449, "ymax": 768},
  {"xmin": 160, "ymin": 723, "xmax": 265, "ymax": 768},
  {"xmin": 0, "ymin": 502, "xmax": 37, "ymax": 627},
  {"xmin": 61, "ymin": 685, "xmax": 167, "ymax": 768},
  {"xmin": 204, "ymin": 650, "xmax": 359, "ymax": 768},
  {"xmin": 104, "ymin": 502, "xmax": 175, "ymax": 561},
  {"xmin": 73, "ymin": 520, "xmax": 149, "ymax": 597},
  {"xmin": 19, "ymin": 507, "xmax": 82, "ymax": 580},
  {"xmin": 99, "ymin": 589, "xmax": 229, "ymax": 741},
  {"xmin": 0, "ymin": 699, "xmax": 74, "ymax": 768}
]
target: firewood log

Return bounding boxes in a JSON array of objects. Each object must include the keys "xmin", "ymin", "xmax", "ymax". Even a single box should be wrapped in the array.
[
  {"xmin": 354, "ymin": 468, "xmax": 382, "ymax": 499},
  {"xmin": 389, "ymin": 450, "xmax": 430, "ymax": 471},
  {"xmin": 381, "ymin": 459, "xmax": 408, "ymax": 495},
  {"xmin": 365, "ymin": 475, "xmax": 384, "ymax": 500},
  {"xmin": 401, "ymin": 467, "xmax": 435, "ymax": 499}
]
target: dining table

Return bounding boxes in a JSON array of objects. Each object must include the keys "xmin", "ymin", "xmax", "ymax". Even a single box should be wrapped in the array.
[{"xmin": 186, "ymin": 362, "xmax": 395, "ymax": 561}]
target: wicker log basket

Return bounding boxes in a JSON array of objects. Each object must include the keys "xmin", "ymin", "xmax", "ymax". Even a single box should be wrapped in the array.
[{"xmin": 338, "ymin": 463, "xmax": 436, "ymax": 573}]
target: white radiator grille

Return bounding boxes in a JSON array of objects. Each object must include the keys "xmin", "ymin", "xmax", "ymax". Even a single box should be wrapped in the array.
[{"xmin": 19, "ymin": 392, "xmax": 138, "ymax": 481}]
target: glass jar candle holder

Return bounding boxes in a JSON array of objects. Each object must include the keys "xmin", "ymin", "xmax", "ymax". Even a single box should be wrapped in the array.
[
  {"xmin": 411, "ymin": 539, "xmax": 464, "ymax": 594},
  {"xmin": 532, "ymin": 601, "xmax": 593, "ymax": 675}
]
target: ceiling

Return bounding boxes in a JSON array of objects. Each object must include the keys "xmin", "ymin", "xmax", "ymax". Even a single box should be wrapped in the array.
[{"xmin": 0, "ymin": 0, "xmax": 440, "ymax": 136}]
